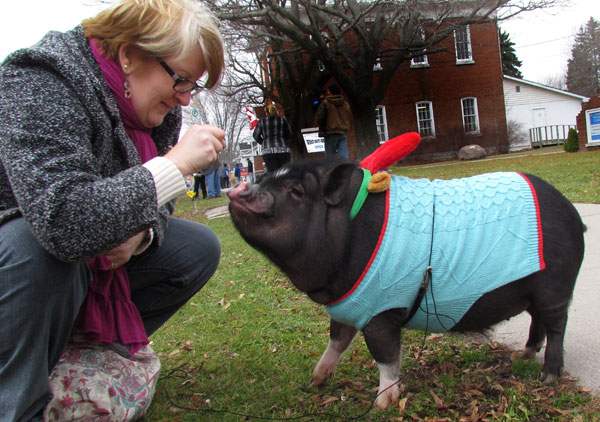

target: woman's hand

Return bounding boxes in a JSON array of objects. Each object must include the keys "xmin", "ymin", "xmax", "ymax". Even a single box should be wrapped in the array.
[
  {"xmin": 165, "ymin": 124, "xmax": 226, "ymax": 176},
  {"xmin": 105, "ymin": 231, "xmax": 147, "ymax": 269}
]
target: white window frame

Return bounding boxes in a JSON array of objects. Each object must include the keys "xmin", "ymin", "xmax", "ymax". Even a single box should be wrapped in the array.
[
  {"xmin": 415, "ymin": 101, "xmax": 435, "ymax": 138},
  {"xmin": 375, "ymin": 105, "xmax": 389, "ymax": 144},
  {"xmin": 411, "ymin": 52, "xmax": 429, "ymax": 67},
  {"xmin": 461, "ymin": 97, "xmax": 480, "ymax": 134},
  {"xmin": 454, "ymin": 25, "xmax": 474, "ymax": 64}
]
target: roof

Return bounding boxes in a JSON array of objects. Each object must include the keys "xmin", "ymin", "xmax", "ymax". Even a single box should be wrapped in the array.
[{"xmin": 503, "ymin": 75, "xmax": 590, "ymax": 102}]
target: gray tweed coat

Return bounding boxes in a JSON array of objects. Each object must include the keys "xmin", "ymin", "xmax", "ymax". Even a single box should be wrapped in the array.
[{"xmin": 0, "ymin": 26, "xmax": 182, "ymax": 262}]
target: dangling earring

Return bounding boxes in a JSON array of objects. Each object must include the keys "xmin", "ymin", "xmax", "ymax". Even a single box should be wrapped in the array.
[{"xmin": 124, "ymin": 80, "xmax": 131, "ymax": 99}]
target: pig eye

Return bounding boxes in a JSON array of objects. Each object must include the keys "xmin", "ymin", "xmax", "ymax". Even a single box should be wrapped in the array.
[{"xmin": 288, "ymin": 186, "xmax": 304, "ymax": 200}]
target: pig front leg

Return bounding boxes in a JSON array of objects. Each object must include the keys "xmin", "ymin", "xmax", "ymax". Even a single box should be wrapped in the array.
[
  {"xmin": 313, "ymin": 319, "xmax": 358, "ymax": 386},
  {"xmin": 362, "ymin": 309, "xmax": 405, "ymax": 409}
]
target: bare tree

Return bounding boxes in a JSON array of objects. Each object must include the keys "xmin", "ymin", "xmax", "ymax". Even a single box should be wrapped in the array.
[
  {"xmin": 541, "ymin": 74, "xmax": 567, "ymax": 91},
  {"xmin": 211, "ymin": 0, "xmax": 561, "ymax": 159},
  {"xmin": 183, "ymin": 80, "xmax": 254, "ymax": 166}
]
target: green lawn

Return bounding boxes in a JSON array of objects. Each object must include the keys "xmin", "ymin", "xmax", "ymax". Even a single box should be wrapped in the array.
[
  {"xmin": 144, "ymin": 148, "xmax": 600, "ymax": 421},
  {"xmin": 393, "ymin": 147, "xmax": 600, "ymax": 204}
]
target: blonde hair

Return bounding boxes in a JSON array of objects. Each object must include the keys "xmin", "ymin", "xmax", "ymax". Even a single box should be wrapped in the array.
[
  {"xmin": 83, "ymin": 0, "xmax": 225, "ymax": 89},
  {"xmin": 266, "ymin": 104, "xmax": 278, "ymax": 117}
]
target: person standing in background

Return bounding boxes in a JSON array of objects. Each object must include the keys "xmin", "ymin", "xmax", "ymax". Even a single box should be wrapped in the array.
[
  {"xmin": 193, "ymin": 172, "xmax": 207, "ymax": 199},
  {"xmin": 221, "ymin": 163, "xmax": 230, "ymax": 188},
  {"xmin": 252, "ymin": 104, "xmax": 292, "ymax": 173},
  {"xmin": 247, "ymin": 158, "xmax": 254, "ymax": 184},
  {"xmin": 316, "ymin": 84, "xmax": 351, "ymax": 158},
  {"xmin": 234, "ymin": 163, "xmax": 241, "ymax": 184},
  {"xmin": 206, "ymin": 164, "xmax": 221, "ymax": 198}
]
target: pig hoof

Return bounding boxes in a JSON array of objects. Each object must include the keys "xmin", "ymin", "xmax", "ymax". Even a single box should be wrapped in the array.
[
  {"xmin": 520, "ymin": 347, "xmax": 537, "ymax": 359},
  {"xmin": 540, "ymin": 372, "xmax": 557, "ymax": 384},
  {"xmin": 312, "ymin": 350, "xmax": 341, "ymax": 386},
  {"xmin": 375, "ymin": 383, "xmax": 400, "ymax": 409},
  {"xmin": 312, "ymin": 367, "xmax": 333, "ymax": 386}
]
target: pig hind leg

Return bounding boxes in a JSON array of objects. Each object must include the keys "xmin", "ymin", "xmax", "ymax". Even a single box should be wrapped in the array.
[
  {"xmin": 523, "ymin": 285, "xmax": 571, "ymax": 382},
  {"xmin": 521, "ymin": 311, "xmax": 546, "ymax": 359},
  {"xmin": 313, "ymin": 319, "xmax": 357, "ymax": 386},
  {"xmin": 524, "ymin": 174, "xmax": 585, "ymax": 381}
]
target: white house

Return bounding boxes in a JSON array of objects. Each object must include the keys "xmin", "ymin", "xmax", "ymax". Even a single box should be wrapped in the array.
[{"xmin": 503, "ymin": 75, "xmax": 589, "ymax": 151}]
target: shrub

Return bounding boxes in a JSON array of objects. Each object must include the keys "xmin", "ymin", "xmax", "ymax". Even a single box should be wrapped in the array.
[{"xmin": 563, "ymin": 128, "xmax": 579, "ymax": 152}]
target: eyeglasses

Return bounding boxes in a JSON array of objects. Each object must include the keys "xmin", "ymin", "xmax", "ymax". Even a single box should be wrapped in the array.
[{"xmin": 158, "ymin": 60, "xmax": 204, "ymax": 96}]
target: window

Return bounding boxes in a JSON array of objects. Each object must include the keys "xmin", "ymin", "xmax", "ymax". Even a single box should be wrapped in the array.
[
  {"xmin": 373, "ymin": 58, "xmax": 383, "ymax": 71},
  {"xmin": 375, "ymin": 106, "xmax": 388, "ymax": 143},
  {"xmin": 410, "ymin": 27, "xmax": 429, "ymax": 67},
  {"xmin": 461, "ymin": 97, "xmax": 480, "ymax": 133},
  {"xmin": 515, "ymin": 86, "xmax": 521, "ymax": 93},
  {"xmin": 416, "ymin": 101, "xmax": 435, "ymax": 137},
  {"xmin": 454, "ymin": 26, "xmax": 473, "ymax": 63},
  {"xmin": 411, "ymin": 54, "xmax": 428, "ymax": 67}
]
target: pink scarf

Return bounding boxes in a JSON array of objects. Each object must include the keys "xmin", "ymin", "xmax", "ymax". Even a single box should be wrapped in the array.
[{"xmin": 74, "ymin": 39, "xmax": 159, "ymax": 355}]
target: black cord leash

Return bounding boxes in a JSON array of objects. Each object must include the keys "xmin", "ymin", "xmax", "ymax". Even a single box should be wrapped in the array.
[{"xmin": 400, "ymin": 266, "xmax": 432, "ymax": 326}]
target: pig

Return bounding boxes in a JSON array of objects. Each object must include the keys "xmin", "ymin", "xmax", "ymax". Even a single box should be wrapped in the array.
[{"xmin": 227, "ymin": 157, "xmax": 585, "ymax": 409}]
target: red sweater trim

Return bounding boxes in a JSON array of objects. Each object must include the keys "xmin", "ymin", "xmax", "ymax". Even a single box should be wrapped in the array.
[
  {"xmin": 327, "ymin": 189, "xmax": 391, "ymax": 306},
  {"xmin": 517, "ymin": 173, "xmax": 546, "ymax": 270}
]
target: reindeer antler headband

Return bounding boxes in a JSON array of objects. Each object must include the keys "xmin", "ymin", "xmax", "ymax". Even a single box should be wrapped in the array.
[{"xmin": 350, "ymin": 132, "xmax": 421, "ymax": 220}]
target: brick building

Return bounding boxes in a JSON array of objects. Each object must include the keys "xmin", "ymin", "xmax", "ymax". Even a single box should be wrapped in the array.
[
  {"xmin": 352, "ymin": 21, "xmax": 508, "ymax": 162},
  {"xmin": 576, "ymin": 95, "xmax": 600, "ymax": 152}
]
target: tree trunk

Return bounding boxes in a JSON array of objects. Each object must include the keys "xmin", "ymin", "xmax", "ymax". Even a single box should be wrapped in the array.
[{"xmin": 350, "ymin": 99, "xmax": 381, "ymax": 160}]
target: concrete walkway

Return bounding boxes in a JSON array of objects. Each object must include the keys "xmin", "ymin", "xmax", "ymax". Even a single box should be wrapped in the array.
[{"xmin": 489, "ymin": 203, "xmax": 600, "ymax": 394}]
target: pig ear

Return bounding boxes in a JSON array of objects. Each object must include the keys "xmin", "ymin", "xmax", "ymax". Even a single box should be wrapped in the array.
[{"xmin": 323, "ymin": 163, "xmax": 357, "ymax": 206}]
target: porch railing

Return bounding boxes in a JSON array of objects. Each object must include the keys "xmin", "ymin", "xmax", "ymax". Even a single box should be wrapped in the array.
[{"xmin": 529, "ymin": 125, "xmax": 575, "ymax": 148}]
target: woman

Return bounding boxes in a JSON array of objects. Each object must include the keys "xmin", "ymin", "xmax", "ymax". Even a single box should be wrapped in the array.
[
  {"xmin": 0, "ymin": 0, "xmax": 225, "ymax": 420},
  {"xmin": 253, "ymin": 104, "xmax": 293, "ymax": 172}
]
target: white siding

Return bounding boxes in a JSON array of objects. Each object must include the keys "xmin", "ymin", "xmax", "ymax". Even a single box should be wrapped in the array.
[{"xmin": 503, "ymin": 78, "xmax": 587, "ymax": 129}]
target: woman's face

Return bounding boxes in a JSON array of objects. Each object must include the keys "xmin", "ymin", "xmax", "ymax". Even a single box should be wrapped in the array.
[{"xmin": 120, "ymin": 45, "xmax": 206, "ymax": 128}]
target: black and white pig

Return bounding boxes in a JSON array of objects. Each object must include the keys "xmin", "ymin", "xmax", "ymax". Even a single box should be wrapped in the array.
[{"xmin": 227, "ymin": 157, "xmax": 585, "ymax": 409}]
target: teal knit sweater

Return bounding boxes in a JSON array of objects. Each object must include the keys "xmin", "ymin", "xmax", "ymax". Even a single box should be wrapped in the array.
[{"xmin": 325, "ymin": 172, "xmax": 545, "ymax": 332}]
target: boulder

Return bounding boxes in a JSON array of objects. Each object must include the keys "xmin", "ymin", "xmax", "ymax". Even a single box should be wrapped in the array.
[{"xmin": 458, "ymin": 144, "xmax": 486, "ymax": 161}]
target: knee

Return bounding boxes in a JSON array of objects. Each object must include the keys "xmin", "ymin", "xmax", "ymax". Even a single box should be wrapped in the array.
[
  {"xmin": 169, "ymin": 221, "xmax": 221, "ymax": 291},
  {"xmin": 193, "ymin": 225, "xmax": 221, "ymax": 280}
]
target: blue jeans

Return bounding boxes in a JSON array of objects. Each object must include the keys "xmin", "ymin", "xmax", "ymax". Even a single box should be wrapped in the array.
[
  {"xmin": 0, "ymin": 217, "xmax": 220, "ymax": 421},
  {"xmin": 324, "ymin": 133, "xmax": 349, "ymax": 158},
  {"xmin": 206, "ymin": 169, "xmax": 221, "ymax": 197}
]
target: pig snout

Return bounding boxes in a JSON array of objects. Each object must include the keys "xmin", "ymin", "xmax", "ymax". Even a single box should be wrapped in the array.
[
  {"xmin": 227, "ymin": 182, "xmax": 274, "ymax": 216},
  {"xmin": 227, "ymin": 181, "xmax": 251, "ymax": 200}
]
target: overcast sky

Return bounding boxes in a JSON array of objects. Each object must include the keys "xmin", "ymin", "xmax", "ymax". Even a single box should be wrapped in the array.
[{"xmin": 0, "ymin": 0, "xmax": 599, "ymax": 85}]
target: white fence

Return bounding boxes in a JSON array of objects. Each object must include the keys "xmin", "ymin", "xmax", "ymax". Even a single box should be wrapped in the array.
[{"xmin": 529, "ymin": 125, "xmax": 575, "ymax": 147}]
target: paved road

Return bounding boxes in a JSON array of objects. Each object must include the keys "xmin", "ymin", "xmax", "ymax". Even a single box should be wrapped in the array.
[{"xmin": 489, "ymin": 203, "xmax": 600, "ymax": 394}]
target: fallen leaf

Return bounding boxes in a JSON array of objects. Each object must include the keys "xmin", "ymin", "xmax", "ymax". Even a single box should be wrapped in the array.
[
  {"xmin": 426, "ymin": 333, "xmax": 444, "ymax": 341},
  {"xmin": 398, "ymin": 396, "xmax": 409, "ymax": 415},
  {"xmin": 319, "ymin": 396, "xmax": 340, "ymax": 406},
  {"xmin": 465, "ymin": 389, "xmax": 484, "ymax": 397},
  {"xmin": 429, "ymin": 390, "xmax": 449, "ymax": 409}
]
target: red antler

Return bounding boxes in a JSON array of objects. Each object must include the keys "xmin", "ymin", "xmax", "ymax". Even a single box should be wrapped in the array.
[{"xmin": 359, "ymin": 132, "xmax": 421, "ymax": 173}]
